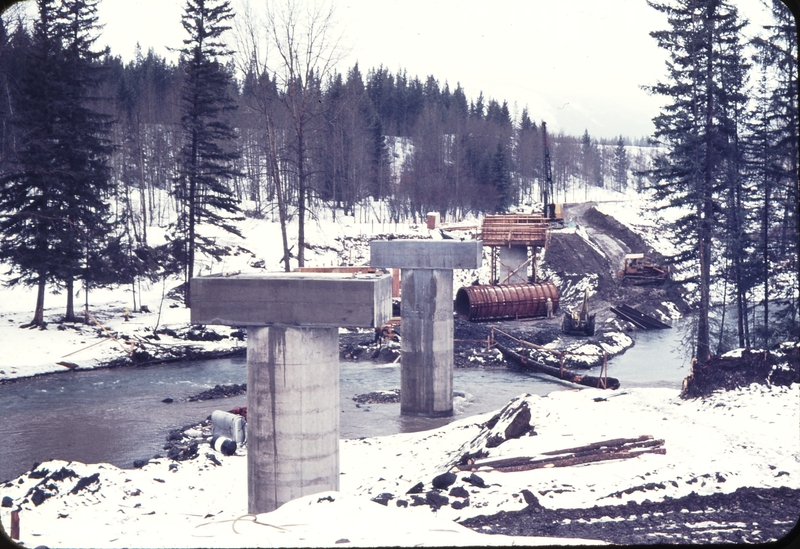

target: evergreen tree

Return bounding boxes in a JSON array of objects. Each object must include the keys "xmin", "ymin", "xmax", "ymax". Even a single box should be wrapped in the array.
[
  {"xmin": 0, "ymin": 0, "xmax": 113, "ymax": 325},
  {"xmin": 490, "ymin": 141, "xmax": 513, "ymax": 212},
  {"xmin": 56, "ymin": 0, "xmax": 114, "ymax": 322},
  {"xmin": 0, "ymin": 0, "xmax": 64, "ymax": 326},
  {"xmin": 174, "ymin": 0, "xmax": 241, "ymax": 306},
  {"xmin": 612, "ymin": 136, "xmax": 629, "ymax": 191},
  {"xmin": 750, "ymin": 0, "xmax": 798, "ymax": 340},
  {"xmin": 645, "ymin": 0, "xmax": 749, "ymax": 361}
]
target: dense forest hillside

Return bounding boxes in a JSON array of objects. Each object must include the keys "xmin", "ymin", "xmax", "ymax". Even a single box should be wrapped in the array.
[{"xmin": 0, "ymin": 0, "xmax": 796, "ymax": 356}]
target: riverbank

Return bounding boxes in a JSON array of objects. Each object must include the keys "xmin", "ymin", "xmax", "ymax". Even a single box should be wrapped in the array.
[{"xmin": 1, "ymin": 381, "xmax": 798, "ymax": 547}]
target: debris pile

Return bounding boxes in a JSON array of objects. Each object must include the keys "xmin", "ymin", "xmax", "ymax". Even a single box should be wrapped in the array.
[{"xmin": 682, "ymin": 343, "xmax": 799, "ymax": 398}]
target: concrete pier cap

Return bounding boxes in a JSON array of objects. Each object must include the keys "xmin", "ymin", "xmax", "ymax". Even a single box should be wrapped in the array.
[
  {"xmin": 369, "ymin": 239, "xmax": 483, "ymax": 270},
  {"xmin": 190, "ymin": 272, "xmax": 392, "ymax": 515},
  {"xmin": 370, "ymin": 240, "xmax": 482, "ymax": 417}
]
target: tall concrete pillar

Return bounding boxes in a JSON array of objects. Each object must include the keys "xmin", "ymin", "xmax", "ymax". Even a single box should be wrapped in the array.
[
  {"xmin": 498, "ymin": 245, "xmax": 529, "ymax": 284},
  {"xmin": 190, "ymin": 273, "xmax": 391, "ymax": 514},
  {"xmin": 400, "ymin": 268, "xmax": 454, "ymax": 416},
  {"xmin": 370, "ymin": 240, "xmax": 482, "ymax": 417},
  {"xmin": 247, "ymin": 325, "xmax": 339, "ymax": 513}
]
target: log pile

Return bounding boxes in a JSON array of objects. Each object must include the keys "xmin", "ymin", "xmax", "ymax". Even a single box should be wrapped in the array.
[{"xmin": 457, "ymin": 435, "xmax": 665, "ymax": 472}]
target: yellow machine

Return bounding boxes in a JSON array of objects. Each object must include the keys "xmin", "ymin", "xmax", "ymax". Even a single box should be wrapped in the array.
[
  {"xmin": 562, "ymin": 289, "xmax": 596, "ymax": 336},
  {"xmin": 618, "ymin": 254, "xmax": 669, "ymax": 285}
]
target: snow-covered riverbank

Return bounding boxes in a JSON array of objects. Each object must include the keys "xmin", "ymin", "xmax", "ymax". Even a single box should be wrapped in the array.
[{"xmin": 1, "ymin": 382, "xmax": 798, "ymax": 547}]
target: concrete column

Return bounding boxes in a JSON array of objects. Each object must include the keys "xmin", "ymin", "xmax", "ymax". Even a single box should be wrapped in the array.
[
  {"xmin": 190, "ymin": 272, "xmax": 391, "ymax": 514},
  {"xmin": 247, "ymin": 325, "xmax": 339, "ymax": 514},
  {"xmin": 370, "ymin": 240, "xmax": 482, "ymax": 417},
  {"xmin": 498, "ymin": 245, "xmax": 529, "ymax": 284},
  {"xmin": 400, "ymin": 269, "xmax": 454, "ymax": 417}
]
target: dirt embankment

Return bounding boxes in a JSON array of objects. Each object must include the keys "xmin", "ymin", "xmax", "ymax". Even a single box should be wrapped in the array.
[{"xmin": 544, "ymin": 203, "xmax": 688, "ymax": 322}]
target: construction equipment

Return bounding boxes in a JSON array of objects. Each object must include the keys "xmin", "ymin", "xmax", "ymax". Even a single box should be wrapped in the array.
[
  {"xmin": 541, "ymin": 121, "xmax": 564, "ymax": 227},
  {"xmin": 562, "ymin": 289, "xmax": 596, "ymax": 336},
  {"xmin": 618, "ymin": 253, "xmax": 669, "ymax": 285}
]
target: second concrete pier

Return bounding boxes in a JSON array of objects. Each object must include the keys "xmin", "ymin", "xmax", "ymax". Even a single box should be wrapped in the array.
[{"xmin": 370, "ymin": 240, "xmax": 482, "ymax": 416}]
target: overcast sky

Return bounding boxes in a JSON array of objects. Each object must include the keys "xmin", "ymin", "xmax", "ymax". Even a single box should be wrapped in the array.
[{"xmin": 7, "ymin": 0, "xmax": 780, "ymax": 139}]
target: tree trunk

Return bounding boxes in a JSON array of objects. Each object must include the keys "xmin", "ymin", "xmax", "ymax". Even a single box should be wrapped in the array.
[
  {"xmin": 186, "ymin": 127, "xmax": 198, "ymax": 307},
  {"xmin": 297, "ymin": 129, "xmax": 306, "ymax": 268},
  {"xmin": 32, "ymin": 272, "xmax": 46, "ymax": 326},
  {"xmin": 65, "ymin": 274, "xmax": 77, "ymax": 323}
]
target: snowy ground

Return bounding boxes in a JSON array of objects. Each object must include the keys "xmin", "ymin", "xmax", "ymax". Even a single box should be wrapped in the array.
[
  {"xmin": 1, "ymin": 383, "xmax": 797, "ymax": 547},
  {"xmin": 1, "ymin": 198, "xmax": 798, "ymax": 546}
]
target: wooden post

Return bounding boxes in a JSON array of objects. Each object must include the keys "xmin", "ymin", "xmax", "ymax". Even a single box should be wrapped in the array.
[{"xmin": 10, "ymin": 510, "xmax": 19, "ymax": 540}]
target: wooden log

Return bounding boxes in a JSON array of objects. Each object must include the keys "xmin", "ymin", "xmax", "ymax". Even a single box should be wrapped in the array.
[
  {"xmin": 495, "ymin": 446, "xmax": 666, "ymax": 472},
  {"xmin": 460, "ymin": 438, "xmax": 665, "ymax": 472},
  {"xmin": 497, "ymin": 343, "xmax": 620, "ymax": 390},
  {"xmin": 540, "ymin": 435, "xmax": 652, "ymax": 455}
]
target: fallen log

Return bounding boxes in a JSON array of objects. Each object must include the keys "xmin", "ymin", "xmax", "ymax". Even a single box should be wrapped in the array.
[
  {"xmin": 458, "ymin": 437, "xmax": 666, "ymax": 472},
  {"xmin": 497, "ymin": 343, "xmax": 620, "ymax": 390},
  {"xmin": 540, "ymin": 435, "xmax": 652, "ymax": 455}
]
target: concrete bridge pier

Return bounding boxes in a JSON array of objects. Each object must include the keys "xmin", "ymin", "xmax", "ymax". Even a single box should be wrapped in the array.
[
  {"xmin": 370, "ymin": 240, "xmax": 482, "ymax": 417},
  {"xmin": 498, "ymin": 245, "xmax": 530, "ymax": 284},
  {"xmin": 190, "ymin": 273, "xmax": 391, "ymax": 514}
]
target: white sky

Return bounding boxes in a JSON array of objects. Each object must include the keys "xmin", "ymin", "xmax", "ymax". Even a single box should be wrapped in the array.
[{"xmin": 5, "ymin": 0, "xmax": 780, "ymax": 140}]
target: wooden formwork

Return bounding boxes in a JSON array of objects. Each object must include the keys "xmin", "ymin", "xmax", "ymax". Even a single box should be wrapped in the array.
[{"xmin": 479, "ymin": 214, "xmax": 548, "ymax": 247}]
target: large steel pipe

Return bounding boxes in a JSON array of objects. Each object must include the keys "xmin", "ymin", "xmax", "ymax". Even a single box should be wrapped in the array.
[{"xmin": 455, "ymin": 281, "xmax": 560, "ymax": 321}]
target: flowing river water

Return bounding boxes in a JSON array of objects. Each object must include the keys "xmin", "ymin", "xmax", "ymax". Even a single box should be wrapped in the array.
[{"xmin": 0, "ymin": 323, "xmax": 691, "ymax": 483}]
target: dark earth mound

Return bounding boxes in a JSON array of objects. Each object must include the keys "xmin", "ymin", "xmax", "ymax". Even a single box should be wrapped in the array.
[
  {"xmin": 460, "ymin": 486, "xmax": 800, "ymax": 545},
  {"xmin": 681, "ymin": 345, "xmax": 799, "ymax": 398}
]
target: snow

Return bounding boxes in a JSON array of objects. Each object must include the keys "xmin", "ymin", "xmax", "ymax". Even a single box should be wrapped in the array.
[
  {"xmin": 2, "ymin": 383, "xmax": 797, "ymax": 547},
  {"xmin": 1, "ymin": 199, "xmax": 798, "ymax": 546}
]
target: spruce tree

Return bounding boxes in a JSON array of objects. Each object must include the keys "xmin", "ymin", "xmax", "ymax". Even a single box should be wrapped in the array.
[
  {"xmin": 645, "ymin": 0, "xmax": 749, "ymax": 361},
  {"xmin": 612, "ymin": 136, "xmax": 629, "ymax": 192},
  {"xmin": 0, "ymin": 0, "xmax": 64, "ymax": 326},
  {"xmin": 56, "ymin": 0, "xmax": 114, "ymax": 322},
  {"xmin": 0, "ymin": 0, "xmax": 112, "ymax": 326},
  {"xmin": 174, "ymin": 0, "xmax": 241, "ymax": 306}
]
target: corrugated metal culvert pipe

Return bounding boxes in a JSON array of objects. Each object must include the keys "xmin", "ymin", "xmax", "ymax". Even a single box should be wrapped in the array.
[{"xmin": 455, "ymin": 281, "xmax": 560, "ymax": 321}]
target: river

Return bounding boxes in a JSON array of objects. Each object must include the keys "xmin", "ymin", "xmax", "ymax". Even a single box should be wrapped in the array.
[{"xmin": 0, "ymin": 323, "xmax": 691, "ymax": 483}]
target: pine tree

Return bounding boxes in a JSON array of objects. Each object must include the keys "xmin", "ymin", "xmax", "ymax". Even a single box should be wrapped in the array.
[
  {"xmin": 751, "ymin": 0, "xmax": 798, "ymax": 340},
  {"xmin": 645, "ymin": 0, "xmax": 750, "ymax": 361},
  {"xmin": 56, "ymin": 0, "xmax": 114, "ymax": 322},
  {"xmin": 0, "ymin": 0, "xmax": 64, "ymax": 326},
  {"xmin": 174, "ymin": 0, "xmax": 242, "ymax": 306},
  {"xmin": 612, "ymin": 136, "xmax": 629, "ymax": 191},
  {"xmin": 0, "ymin": 0, "xmax": 113, "ymax": 326}
]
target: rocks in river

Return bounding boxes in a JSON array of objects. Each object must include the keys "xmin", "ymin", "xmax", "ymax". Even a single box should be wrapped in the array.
[
  {"xmin": 186, "ymin": 383, "xmax": 247, "ymax": 402},
  {"xmin": 449, "ymin": 486, "xmax": 469, "ymax": 499},
  {"xmin": 406, "ymin": 482, "xmax": 424, "ymax": 494},
  {"xmin": 352, "ymin": 389, "xmax": 400, "ymax": 404},
  {"xmin": 1, "ymin": 496, "xmax": 12, "ymax": 507}
]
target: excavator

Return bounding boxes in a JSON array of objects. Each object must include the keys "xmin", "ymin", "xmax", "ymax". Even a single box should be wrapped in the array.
[
  {"xmin": 618, "ymin": 254, "xmax": 670, "ymax": 285},
  {"xmin": 562, "ymin": 289, "xmax": 596, "ymax": 336}
]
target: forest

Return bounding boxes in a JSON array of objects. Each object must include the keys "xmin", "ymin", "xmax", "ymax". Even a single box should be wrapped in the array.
[{"xmin": 0, "ymin": 0, "xmax": 796, "ymax": 359}]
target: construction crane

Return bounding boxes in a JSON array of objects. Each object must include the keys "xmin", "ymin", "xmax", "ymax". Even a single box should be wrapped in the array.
[
  {"xmin": 541, "ymin": 121, "xmax": 563, "ymax": 226},
  {"xmin": 541, "ymin": 121, "xmax": 554, "ymax": 218}
]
